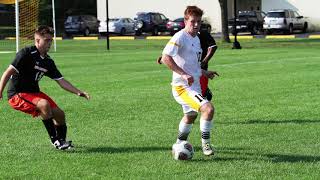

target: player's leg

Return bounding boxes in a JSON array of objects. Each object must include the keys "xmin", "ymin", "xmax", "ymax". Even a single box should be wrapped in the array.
[
  {"xmin": 36, "ymin": 98, "xmax": 57, "ymax": 144},
  {"xmin": 176, "ymin": 112, "xmax": 197, "ymax": 144},
  {"xmin": 199, "ymin": 102, "xmax": 215, "ymax": 155},
  {"xmin": 35, "ymin": 93, "xmax": 72, "ymax": 150},
  {"xmin": 172, "ymin": 85, "xmax": 208, "ymax": 144}
]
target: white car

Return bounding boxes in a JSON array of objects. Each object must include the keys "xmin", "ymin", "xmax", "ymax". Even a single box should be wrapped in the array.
[
  {"xmin": 99, "ymin": 18, "xmax": 135, "ymax": 35},
  {"xmin": 263, "ymin": 9, "xmax": 308, "ymax": 34}
]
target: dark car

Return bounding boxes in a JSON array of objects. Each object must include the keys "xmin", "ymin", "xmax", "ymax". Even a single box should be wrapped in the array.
[
  {"xmin": 64, "ymin": 15, "xmax": 99, "ymax": 36},
  {"xmin": 228, "ymin": 11, "xmax": 265, "ymax": 35},
  {"xmin": 134, "ymin": 12, "xmax": 170, "ymax": 36},
  {"xmin": 166, "ymin": 18, "xmax": 212, "ymax": 35}
]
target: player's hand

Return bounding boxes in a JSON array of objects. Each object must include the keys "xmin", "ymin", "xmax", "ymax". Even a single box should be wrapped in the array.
[
  {"xmin": 181, "ymin": 74, "xmax": 194, "ymax": 86},
  {"xmin": 77, "ymin": 91, "xmax": 90, "ymax": 100},
  {"xmin": 205, "ymin": 71, "xmax": 219, "ymax": 79}
]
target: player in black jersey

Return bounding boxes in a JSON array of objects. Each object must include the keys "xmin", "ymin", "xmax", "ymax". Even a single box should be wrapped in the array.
[
  {"xmin": 157, "ymin": 29, "xmax": 217, "ymax": 101},
  {"xmin": 0, "ymin": 25, "xmax": 90, "ymax": 150},
  {"xmin": 198, "ymin": 30, "xmax": 218, "ymax": 101}
]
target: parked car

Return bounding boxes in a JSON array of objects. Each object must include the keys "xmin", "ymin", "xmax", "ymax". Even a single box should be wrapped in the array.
[
  {"xmin": 166, "ymin": 17, "xmax": 212, "ymax": 35},
  {"xmin": 99, "ymin": 18, "xmax": 135, "ymax": 35},
  {"xmin": 263, "ymin": 9, "xmax": 308, "ymax": 34},
  {"xmin": 134, "ymin": 12, "xmax": 170, "ymax": 36},
  {"xmin": 228, "ymin": 10, "xmax": 266, "ymax": 35},
  {"xmin": 64, "ymin": 15, "xmax": 99, "ymax": 36}
]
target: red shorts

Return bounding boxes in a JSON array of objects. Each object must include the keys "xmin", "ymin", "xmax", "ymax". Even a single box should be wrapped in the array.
[
  {"xmin": 200, "ymin": 75, "xmax": 209, "ymax": 96},
  {"xmin": 8, "ymin": 92, "xmax": 58, "ymax": 117}
]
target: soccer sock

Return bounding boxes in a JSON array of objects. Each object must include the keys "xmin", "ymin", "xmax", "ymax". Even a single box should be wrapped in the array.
[
  {"xmin": 176, "ymin": 120, "xmax": 193, "ymax": 143},
  {"xmin": 200, "ymin": 118, "xmax": 213, "ymax": 145},
  {"xmin": 56, "ymin": 124, "xmax": 67, "ymax": 141},
  {"xmin": 42, "ymin": 118, "xmax": 57, "ymax": 143}
]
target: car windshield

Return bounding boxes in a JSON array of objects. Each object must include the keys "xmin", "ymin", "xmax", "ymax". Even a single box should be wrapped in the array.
[
  {"xmin": 137, "ymin": 14, "xmax": 149, "ymax": 21},
  {"xmin": 109, "ymin": 18, "xmax": 119, "ymax": 22},
  {"xmin": 174, "ymin": 18, "xmax": 184, "ymax": 22},
  {"xmin": 267, "ymin": 12, "xmax": 285, "ymax": 18},
  {"xmin": 66, "ymin": 16, "xmax": 79, "ymax": 23},
  {"xmin": 239, "ymin": 11, "xmax": 255, "ymax": 17}
]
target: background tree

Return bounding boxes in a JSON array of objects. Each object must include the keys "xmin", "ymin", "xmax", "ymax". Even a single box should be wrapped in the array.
[{"xmin": 218, "ymin": 0, "xmax": 231, "ymax": 43}]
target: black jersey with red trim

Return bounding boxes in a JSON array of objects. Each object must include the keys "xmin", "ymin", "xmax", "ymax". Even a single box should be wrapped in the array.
[
  {"xmin": 198, "ymin": 31, "xmax": 216, "ymax": 60},
  {"xmin": 7, "ymin": 46, "xmax": 63, "ymax": 99}
]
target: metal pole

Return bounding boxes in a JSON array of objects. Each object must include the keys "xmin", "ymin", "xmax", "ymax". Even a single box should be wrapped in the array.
[
  {"xmin": 15, "ymin": 0, "xmax": 19, "ymax": 52},
  {"xmin": 106, "ymin": 0, "xmax": 110, "ymax": 50},
  {"xmin": 232, "ymin": 0, "xmax": 241, "ymax": 49},
  {"xmin": 52, "ymin": 0, "xmax": 57, "ymax": 52}
]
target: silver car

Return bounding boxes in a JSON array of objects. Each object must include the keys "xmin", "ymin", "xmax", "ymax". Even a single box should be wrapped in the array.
[
  {"xmin": 263, "ymin": 9, "xmax": 308, "ymax": 34},
  {"xmin": 99, "ymin": 18, "xmax": 135, "ymax": 35}
]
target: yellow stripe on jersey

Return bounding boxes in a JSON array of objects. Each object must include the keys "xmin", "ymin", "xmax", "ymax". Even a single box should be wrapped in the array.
[
  {"xmin": 167, "ymin": 42, "xmax": 180, "ymax": 47},
  {"xmin": 174, "ymin": 86, "xmax": 200, "ymax": 111}
]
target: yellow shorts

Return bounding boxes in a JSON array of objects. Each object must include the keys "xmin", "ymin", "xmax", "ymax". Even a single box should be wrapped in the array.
[{"xmin": 172, "ymin": 85, "xmax": 209, "ymax": 114}]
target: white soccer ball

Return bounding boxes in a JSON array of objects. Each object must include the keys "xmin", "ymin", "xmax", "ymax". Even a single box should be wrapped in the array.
[{"xmin": 172, "ymin": 141, "xmax": 194, "ymax": 160}]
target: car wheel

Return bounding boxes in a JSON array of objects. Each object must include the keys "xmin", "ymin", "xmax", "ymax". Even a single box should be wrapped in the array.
[
  {"xmin": 251, "ymin": 26, "xmax": 258, "ymax": 35},
  {"xmin": 288, "ymin": 24, "xmax": 293, "ymax": 34},
  {"xmin": 152, "ymin": 27, "xmax": 158, "ymax": 36},
  {"xmin": 120, "ymin": 28, "xmax": 126, "ymax": 36},
  {"xmin": 135, "ymin": 30, "xmax": 142, "ymax": 36},
  {"xmin": 302, "ymin": 23, "xmax": 308, "ymax": 33},
  {"xmin": 84, "ymin": 28, "xmax": 90, "ymax": 36}
]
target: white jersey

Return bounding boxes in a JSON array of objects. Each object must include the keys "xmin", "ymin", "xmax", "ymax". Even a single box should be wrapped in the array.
[{"xmin": 162, "ymin": 30, "xmax": 202, "ymax": 87}]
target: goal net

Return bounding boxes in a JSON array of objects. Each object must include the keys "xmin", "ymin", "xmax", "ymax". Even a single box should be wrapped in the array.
[{"xmin": 0, "ymin": 0, "xmax": 56, "ymax": 53}]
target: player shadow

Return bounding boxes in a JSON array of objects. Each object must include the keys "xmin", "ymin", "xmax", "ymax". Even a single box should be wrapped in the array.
[
  {"xmin": 241, "ymin": 119, "xmax": 320, "ymax": 125},
  {"xmin": 220, "ymin": 119, "xmax": 320, "ymax": 125},
  {"xmin": 192, "ymin": 146, "xmax": 320, "ymax": 163},
  {"xmin": 67, "ymin": 145, "xmax": 169, "ymax": 154}
]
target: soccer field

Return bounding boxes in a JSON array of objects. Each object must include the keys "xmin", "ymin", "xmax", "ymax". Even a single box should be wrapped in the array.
[{"xmin": 0, "ymin": 38, "xmax": 320, "ymax": 179}]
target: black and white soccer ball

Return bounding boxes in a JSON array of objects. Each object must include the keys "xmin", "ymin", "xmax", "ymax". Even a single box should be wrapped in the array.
[{"xmin": 172, "ymin": 141, "xmax": 194, "ymax": 160}]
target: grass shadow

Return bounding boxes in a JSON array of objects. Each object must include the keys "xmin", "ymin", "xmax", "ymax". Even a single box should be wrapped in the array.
[
  {"xmin": 67, "ymin": 145, "xmax": 169, "ymax": 154},
  {"xmin": 220, "ymin": 119, "xmax": 320, "ymax": 125}
]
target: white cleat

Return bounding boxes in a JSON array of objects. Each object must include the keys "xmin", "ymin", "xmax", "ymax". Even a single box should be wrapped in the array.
[{"xmin": 202, "ymin": 143, "xmax": 214, "ymax": 156}]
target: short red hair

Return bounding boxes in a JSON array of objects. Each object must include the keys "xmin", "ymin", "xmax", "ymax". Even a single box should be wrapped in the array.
[{"xmin": 184, "ymin": 6, "xmax": 203, "ymax": 20}]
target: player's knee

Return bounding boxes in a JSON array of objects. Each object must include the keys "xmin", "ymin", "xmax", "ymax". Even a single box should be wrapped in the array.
[
  {"xmin": 37, "ymin": 99, "xmax": 51, "ymax": 110},
  {"xmin": 202, "ymin": 103, "xmax": 214, "ymax": 116}
]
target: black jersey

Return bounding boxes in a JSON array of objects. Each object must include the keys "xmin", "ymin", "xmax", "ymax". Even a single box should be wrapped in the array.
[
  {"xmin": 7, "ymin": 46, "xmax": 63, "ymax": 99},
  {"xmin": 197, "ymin": 31, "xmax": 217, "ymax": 70}
]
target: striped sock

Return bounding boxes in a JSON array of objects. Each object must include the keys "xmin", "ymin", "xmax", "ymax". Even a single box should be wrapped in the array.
[
  {"xmin": 200, "ymin": 119, "xmax": 213, "ymax": 144},
  {"xmin": 176, "ymin": 120, "xmax": 193, "ymax": 143}
]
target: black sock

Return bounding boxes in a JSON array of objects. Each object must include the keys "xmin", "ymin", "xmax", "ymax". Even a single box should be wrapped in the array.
[
  {"xmin": 56, "ymin": 124, "xmax": 67, "ymax": 141},
  {"xmin": 42, "ymin": 118, "xmax": 57, "ymax": 143}
]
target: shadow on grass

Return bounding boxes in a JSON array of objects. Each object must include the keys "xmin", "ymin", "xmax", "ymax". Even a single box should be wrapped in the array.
[
  {"xmin": 66, "ymin": 145, "xmax": 320, "ymax": 163},
  {"xmin": 213, "ymin": 147, "xmax": 320, "ymax": 163},
  {"xmin": 68, "ymin": 146, "xmax": 169, "ymax": 154},
  {"xmin": 220, "ymin": 119, "xmax": 320, "ymax": 125}
]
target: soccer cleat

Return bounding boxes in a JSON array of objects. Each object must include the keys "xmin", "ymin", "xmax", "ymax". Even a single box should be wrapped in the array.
[
  {"xmin": 52, "ymin": 140, "xmax": 73, "ymax": 150},
  {"xmin": 202, "ymin": 143, "xmax": 214, "ymax": 156}
]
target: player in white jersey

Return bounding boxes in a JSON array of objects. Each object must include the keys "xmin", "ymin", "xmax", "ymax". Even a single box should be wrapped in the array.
[{"xmin": 161, "ymin": 6, "xmax": 219, "ymax": 156}]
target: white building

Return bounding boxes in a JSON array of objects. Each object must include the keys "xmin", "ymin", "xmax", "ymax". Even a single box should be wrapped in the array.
[{"xmin": 97, "ymin": 0, "xmax": 320, "ymax": 33}]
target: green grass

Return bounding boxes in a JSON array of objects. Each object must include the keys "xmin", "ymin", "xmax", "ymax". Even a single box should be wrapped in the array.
[{"xmin": 0, "ymin": 38, "xmax": 320, "ymax": 179}]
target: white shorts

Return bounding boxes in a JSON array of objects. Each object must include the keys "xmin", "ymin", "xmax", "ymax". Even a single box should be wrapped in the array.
[{"xmin": 172, "ymin": 85, "xmax": 209, "ymax": 114}]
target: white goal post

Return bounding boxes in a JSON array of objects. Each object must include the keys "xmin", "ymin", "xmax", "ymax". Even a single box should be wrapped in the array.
[{"xmin": 0, "ymin": 0, "xmax": 56, "ymax": 52}]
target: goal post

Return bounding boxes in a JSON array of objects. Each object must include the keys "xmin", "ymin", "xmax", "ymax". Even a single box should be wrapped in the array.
[{"xmin": 0, "ymin": 0, "xmax": 56, "ymax": 52}]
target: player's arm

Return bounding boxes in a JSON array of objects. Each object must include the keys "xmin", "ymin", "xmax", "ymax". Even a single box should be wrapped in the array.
[
  {"xmin": 202, "ymin": 69, "xmax": 219, "ymax": 80},
  {"xmin": 202, "ymin": 45, "xmax": 217, "ymax": 65},
  {"xmin": 0, "ymin": 66, "xmax": 17, "ymax": 100},
  {"xmin": 162, "ymin": 54, "xmax": 194, "ymax": 86},
  {"xmin": 55, "ymin": 78, "xmax": 90, "ymax": 100}
]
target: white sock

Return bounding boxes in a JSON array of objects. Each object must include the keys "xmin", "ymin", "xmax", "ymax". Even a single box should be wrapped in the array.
[
  {"xmin": 200, "ymin": 118, "xmax": 213, "ymax": 144},
  {"xmin": 176, "ymin": 120, "xmax": 193, "ymax": 144}
]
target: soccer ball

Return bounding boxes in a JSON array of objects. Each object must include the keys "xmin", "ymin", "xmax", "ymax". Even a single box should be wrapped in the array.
[{"xmin": 172, "ymin": 141, "xmax": 194, "ymax": 160}]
